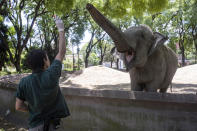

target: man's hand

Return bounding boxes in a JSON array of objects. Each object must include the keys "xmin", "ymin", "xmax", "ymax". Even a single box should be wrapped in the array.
[
  {"xmin": 55, "ymin": 16, "xmax": 64, "ymax": 32},
  {"xmin": 54, "ymin": 16, "xmax": 66, "ymax": 62}
]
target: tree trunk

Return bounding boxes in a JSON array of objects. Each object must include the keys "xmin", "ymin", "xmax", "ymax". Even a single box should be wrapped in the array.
[
  {"xmin": 110, "ymin": 57, "xmax": 114, "ymax": 68},
  {"xmin": 181, "ymin": 47, "xmax": 185, "ymax": 66},
  {"xmin": 85, "ymin": 49, "xmax": 90, "ymax": 68},
  {"xmin": 73, "ymin": 53, "xmax": 75, "ymax": 71},
  {"xmin": 110, "ymin": 61, "xmax": 113, "ymax": 68},
  {"xmin": 85, "ymin": 57, "xmax": 88, "ymax": 68},
  {"xmin": 179, "ymin": 40, "xmax": 185, "ymax": 67},
  {"xmin": 195, "ymin": 42, "xmax": 197, "ymax": 63},
  {"xmin": 116, "ymin": 58, "xmax": 119, "ymax": 69},
  {"xmin": 15, "ymin": 56, "xmax": 21, "ymax": 72},
  {"xmin": 77, "ymin": 48, "xmax": 80, "ymax": 70},
  {"xmin": 99, "ymin": 55, "xmax": 103, "ymax": 65},
  {"xmin": 15, "ymin": 62, "xmax": 21, "ymax": 72}
]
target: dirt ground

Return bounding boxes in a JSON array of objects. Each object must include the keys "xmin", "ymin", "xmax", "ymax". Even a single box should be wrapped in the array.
[
  {"xmin": 0, "ymin": 117, "xmax": 27, "ymax": 131},
  {"xmin": 60, "ymin": 64, "xmax": 197, "ymax": 94},
  {"xmin": 1, "ymin": 64, "xmax": 197, "ymax": 94}
]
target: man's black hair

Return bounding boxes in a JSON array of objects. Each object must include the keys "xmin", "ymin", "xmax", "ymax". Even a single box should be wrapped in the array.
[{"xmin": 26, "ymin": 49, "xmax": 47, "ymax": 72}]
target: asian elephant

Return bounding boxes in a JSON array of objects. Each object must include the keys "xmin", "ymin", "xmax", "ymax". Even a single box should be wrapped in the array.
[{"xmin": 86, "ymin": 3, "xmax": 178, "ymax": 93}]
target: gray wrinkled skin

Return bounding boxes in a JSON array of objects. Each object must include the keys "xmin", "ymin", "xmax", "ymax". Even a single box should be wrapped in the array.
[
  {"xmin": 112, "ymin": 26, "xmax": 178, "ymax": 92},
  {"xmin": 119, "ymin": 26, "xmax": 177, "ymax": 92},
  {"xmin": 86, "ymin": 4, "xmax": 178, "ymax": 93}
]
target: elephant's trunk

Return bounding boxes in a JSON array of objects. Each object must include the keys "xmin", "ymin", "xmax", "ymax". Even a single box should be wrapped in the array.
[{"xmin": 86, "ymin": 3, "xmax": 130, "ymax": 53}]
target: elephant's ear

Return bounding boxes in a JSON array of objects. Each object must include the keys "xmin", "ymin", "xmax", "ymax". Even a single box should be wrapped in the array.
[{"xmin": 148, "ymin": 32, "xmax": 168, "ymax": 56}]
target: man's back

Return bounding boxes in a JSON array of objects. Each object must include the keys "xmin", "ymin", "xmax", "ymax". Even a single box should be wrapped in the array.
[{"xmin": 16, "ymin": 60, "xmax": 70, "ymax": 128}]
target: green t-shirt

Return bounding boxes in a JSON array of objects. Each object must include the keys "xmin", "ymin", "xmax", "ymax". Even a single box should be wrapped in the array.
[{"xmin": 16, "ymin": 60, "xmax": 70, "ymax": 128}]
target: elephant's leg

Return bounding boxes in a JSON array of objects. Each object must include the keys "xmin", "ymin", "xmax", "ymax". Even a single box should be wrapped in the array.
[
  {"xmin": 159, "ymin": 88, "xmax": 168, "ymax": 93},
  {"xmin": 146, "ymin": 87, "xmax": 157, "ymax": 92},
  {"xmin": 130, "ymin": 73, "xmax": 143, "ymax": 91},
  {"xmin": 145, "ymin": 82, "xmax": 158, "ymax": 92},
  {"xmin": 159, "ymin": 82, "xmax": 171, "ymax": 93},
  {"xmin": 131, "ymin": 82, "xmax": 143, "ymax": 91}
]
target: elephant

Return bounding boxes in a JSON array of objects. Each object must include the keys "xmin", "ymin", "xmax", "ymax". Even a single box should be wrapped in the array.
[{"xmin": 86, "ymin": 3, "xmax": 178, "ymax": 93}]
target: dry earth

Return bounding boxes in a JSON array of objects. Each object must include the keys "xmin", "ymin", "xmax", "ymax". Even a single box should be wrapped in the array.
[
  {"xmin": 60, "ymin": 64, "xmax": 197, "ymax": 94},
  {"xmin": 0, "ymin": 117, "xmax": 27, "ymax": 131},
  {"xmin": 1, "ymin": 64, "xmax": 197, "ymax": 94}
]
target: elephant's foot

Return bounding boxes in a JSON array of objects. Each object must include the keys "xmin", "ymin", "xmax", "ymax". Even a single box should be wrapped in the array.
[{"xmin": 159, "ymin": 88, "xmax": 167, "ymax": 93}]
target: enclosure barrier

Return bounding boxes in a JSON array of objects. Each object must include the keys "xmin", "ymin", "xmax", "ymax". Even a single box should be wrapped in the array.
[{"xmin": 0, "ymin": 82, "xmax": 197, "ymax": 131}]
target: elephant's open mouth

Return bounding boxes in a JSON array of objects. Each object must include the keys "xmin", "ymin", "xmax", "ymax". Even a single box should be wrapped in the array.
[
  {"xmin": 125, "ymin": 48, "xmax": 135, "ymax": 63},
  {"xmin": 124, "ymin": 48, "xmax": 136, "ymax": 71}
]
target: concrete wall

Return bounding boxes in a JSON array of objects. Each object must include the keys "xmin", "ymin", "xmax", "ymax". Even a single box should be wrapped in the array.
[{"xmin": 0, "ymin": 82, "xmax": 197, "ymax": 131}]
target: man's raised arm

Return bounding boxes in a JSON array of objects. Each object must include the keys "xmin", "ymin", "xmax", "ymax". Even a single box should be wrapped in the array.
[{"xmin": 55, "ymin": 17, "xmax": 66, "ymax": 62}]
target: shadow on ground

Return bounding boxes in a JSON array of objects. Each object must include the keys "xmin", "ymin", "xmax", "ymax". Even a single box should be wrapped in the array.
[
  {"xmin": 93, "ymin": 83, "xmax": 130, "ymax": 90},
  {"xmin": 172, "ymin": 83, "xmax": 197, "ymax": 93}
]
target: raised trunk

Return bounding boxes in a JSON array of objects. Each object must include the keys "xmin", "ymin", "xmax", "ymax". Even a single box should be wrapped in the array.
[{"xmin": 86, "ymin": 3, "xmax": 130, "ymax": 52}]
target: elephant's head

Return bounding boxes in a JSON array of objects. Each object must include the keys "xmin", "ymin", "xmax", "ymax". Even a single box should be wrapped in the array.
[{"xmin": 86, "ymin": 4, "xmax": 168, "ymax": 71}]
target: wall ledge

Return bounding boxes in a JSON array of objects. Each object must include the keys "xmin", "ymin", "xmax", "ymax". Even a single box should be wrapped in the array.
[
  {"xmin": 1, "ymin": 81, "xmax": 197, "ymax": 104},
  {"xmin": 60, "ymin": 87, "xmax": 197, "ymax": 104}
]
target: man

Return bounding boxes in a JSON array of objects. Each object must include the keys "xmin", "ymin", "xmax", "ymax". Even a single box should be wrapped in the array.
[{"xmin": 15, "ymin": 17, "xmax": 70, "ymax": 131}]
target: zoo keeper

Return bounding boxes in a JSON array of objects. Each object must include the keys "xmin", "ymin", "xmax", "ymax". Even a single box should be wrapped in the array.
[{"xmin": 15, "ymin": 16, "xmax": 70, "ymax": 131}]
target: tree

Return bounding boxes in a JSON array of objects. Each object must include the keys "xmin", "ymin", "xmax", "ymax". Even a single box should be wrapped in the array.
[
  {"xmin": 187, "ymin": 0, "xmax": 197, "ymax": 62},
  {"xmin": 103, "ymin": 44, "xmax": 115, "ymax": 68},
  {"xmin": 139, "ymin": 0, "xmax": 197, "ymax": 67},
  {"xmin": 68, "ymin": 7, "xmax": 88, "ymax": 70},
  {"xmin": 84, "ymin": 19, "xmax": 106, "ymax": 68},
  {"xmin": 0, "ymin": 0, "xmax": 174, "ymax": 72},
  {"xmin": 91, "ymin": 0, "xmax": 168, "ymax": 19},
  {"xmin": 5, "ymin": 0, "xmax": 47, "ymax": 72},
  {"xmin": 34, "ymin": 12, "xmax": 59, "ymax": 62},
  {"xmin": 0, "ymin": 0, "xmax": 9, "ymax": 71},
  {"xmin": 97, "ymin": 40, "xmax": 107, "ymax": 65}
]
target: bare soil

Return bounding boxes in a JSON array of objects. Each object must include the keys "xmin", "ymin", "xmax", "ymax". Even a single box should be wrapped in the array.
[
  {"xmin": 1, "ymin": 64, "xmax": 197, "ymax": 94},
  {"xmin": 60, "ymin": 64, "xmax": 197, "ymax": 94},
  {"xmin": 0, "ymin": 116, "xmax": 27, "ymax": 131}
]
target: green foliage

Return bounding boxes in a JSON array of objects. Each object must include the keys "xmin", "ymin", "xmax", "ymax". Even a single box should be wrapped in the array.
[
  {"xmin": 103, "ymin": 43, "xmax": 114, "ymax": 62},
  {"xmin": 45, "ymin": 0, "xmax": 75, "ymax": 15},
  {"xmin": 1, "ymin": 0, "xmax": 196, "ymax": 73},
  {"xmin": 63, "ymin": 58, "xmax": 73, "ymax": 70},
  {"xmin": 146, "ymin": 0, "xmax": 168, "ymax": 13},
  {"xmin": 0, "ymin": 1, "xmax": 9, "ymax": 71},
  {"xmin": 89, "ymin": 52, "xmax": 99, "ymax": 65},
  {"xmin": 77, "ymin": 58, "xmax": 84, "ymax": 69},
  {"xmin": 0, "ymin": 128, "xmax": 5, "ymax": 131},
  {"xmin": 0, "ymin": 15, "xmax": 3, "ymax": 22},
  {"xmin": 44, "ymin": 0, "xmax": 169, "ymax": 18},
  {"xmin": 90, "ymin": 0, "xmax": 168, "ymax": 18}
]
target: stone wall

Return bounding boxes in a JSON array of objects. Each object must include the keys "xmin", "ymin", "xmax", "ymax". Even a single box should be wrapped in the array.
[{"xmin": 0, "ymin": 82, "xmax": 197, "ymax": 131}]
